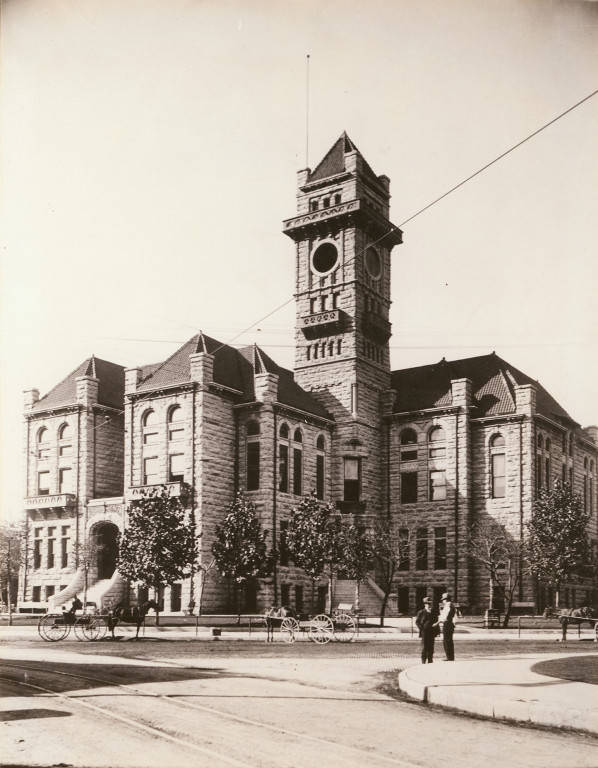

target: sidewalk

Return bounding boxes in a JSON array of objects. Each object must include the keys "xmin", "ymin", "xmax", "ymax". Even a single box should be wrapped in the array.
[{"xmin": 398, "ymin": 653, "xmax": 598, "ymax": 735}]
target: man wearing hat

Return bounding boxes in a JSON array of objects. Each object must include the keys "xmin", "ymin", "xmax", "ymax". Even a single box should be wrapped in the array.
[
  {"xmin": 415, "ymin": 596, "xmax": 438, "ymax": 664},
  {"xmin": 438, "ymin": 592, "xmax": 456, "ymax": 661}
]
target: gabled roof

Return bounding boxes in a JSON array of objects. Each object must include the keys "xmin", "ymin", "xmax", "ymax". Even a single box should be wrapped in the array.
[
  {"xmin": 391, "ymin": 352, "xmax": 575, "ymax": 425},
  {"xmin": 31, "ymin": 356, "xmax": 125, "ymax": 412},
  {"xmin": 137, "ymin": 333, "xmax": 332, "ymax": 420},
  {"xmin": 309, "ymin": 132, "xmax": 381, "ymax": 187}
]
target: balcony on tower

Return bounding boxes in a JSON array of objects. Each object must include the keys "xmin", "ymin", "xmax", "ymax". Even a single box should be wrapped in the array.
[
  {"xmin": 362, "ymin": 312, "xmax": 392, "ymax": 344},
  {"xmin": 301, "ymin": 308, "xmax": 346, "ymax": 340}
]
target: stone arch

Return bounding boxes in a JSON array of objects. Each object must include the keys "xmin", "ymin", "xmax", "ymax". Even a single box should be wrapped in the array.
[{"xmin": 90, "ymin": 521, "xmax": 119, "ymax": 580}]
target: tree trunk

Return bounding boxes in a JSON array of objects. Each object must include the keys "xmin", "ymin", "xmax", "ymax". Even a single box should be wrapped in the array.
[
  {"xmin": 379, "ymin": 592, "xmax": 389, "ymax": 628},
  {"xmin": 154, "ymin": 585, "xmax": 160, "ymax": 627},
  {"xmin": 311, "ymin": 580, "xmax": 316, "ymax": 615},
  {"xmin": 555, "ymin": 587, "xmax": 560, "ymax": 609},
  {"xmin": 489, "ymin": 572, "xmax": 495, "ymax": 610},
  {"xmin": 7, "ymin": 574, "xmax": 12, "ymax": 627},
  {"xmin": 354, "ymin": 581, "xmax": 360, "ymax": 613},
  {"xmin": 236, "ymin": 584, "xmax": 241, "ymax": 625}
]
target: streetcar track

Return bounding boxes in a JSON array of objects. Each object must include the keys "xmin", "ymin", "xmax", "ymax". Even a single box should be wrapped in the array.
[{"xmin": 0, "ymin": 661, "xmax": 423, "ymax": 768}]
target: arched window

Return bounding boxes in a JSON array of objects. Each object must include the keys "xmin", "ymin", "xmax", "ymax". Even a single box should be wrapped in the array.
[
  {"xmin": 37, "ymin": 427, "xmax": 50, "ymax": 460},
  {"xmin": 537, "ymin": 434, "xmax": 544, "ymax": 449},
  {"xmin": 316, "ymin": 435, "xmax": 326, "ymax": 500},
  {"xmin": 168, "ymin": 405, "xmax": 184, "ymax": 442},
  {"xmin": 490, "ymin": 433, "xmax": 506, "ymax": 498},
  {"xmin": 142, "ymin": 410, "xmax": 159, "ymax": 445},
  {"xmin": 278, "ymin": 423, "xmax": 289, "ymax": 493},
  {"xmin": 400, "ymin": 428, "xmax": 418, "ymax": 461},
  {"xmin": 428, "ymin": 425, "xmax": 446, "ymax": 500},
  {"xmin": 58, "ymin": 422, "xmax": 73, "ymax": 458},
  {"xmin": 428, "ymin": 426, "xmax": 446, "ymax": 458},
  {"xmin": 293, "ymin": 429, "xmax": 303, "ymax": 495},
  {"xmin": 246, "ymin": 421, "xmax": 260, "ymax": 490}
]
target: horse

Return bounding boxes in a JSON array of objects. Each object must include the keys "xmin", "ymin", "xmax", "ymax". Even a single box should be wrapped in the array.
[
  {"xmin": 264, "ymin": 606, "xmax": 294, "ymax": 642},
  {"xmin": 107, "ymin": 599, "xmax": 159, "ymax": 640},
  {"xmin": 558, "ymin": 606, "xmax": 595, "ymax": 641}
]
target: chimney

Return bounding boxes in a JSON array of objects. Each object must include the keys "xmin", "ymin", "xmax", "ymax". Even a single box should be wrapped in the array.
[
  {"xmin": 23, "ymin": 388, "xmax": 40, "ymax": 412},
  {"xmin": 76, "ymin": 376, "xmax": 99, "ymax": 407},
  {"xmin": 254, "ymin": 373, "xmax": 278, "ymax": 403},
  {"xmin": 514, "ymin": 383, "xmax": 536, "ymax": 417},
  {"xmin": 190, "ymin": 352, "xmax": 214, "ymax": 387},
  {"xmin": 125, "ymin": 368, "xmax": 142, "ymax": 395}
]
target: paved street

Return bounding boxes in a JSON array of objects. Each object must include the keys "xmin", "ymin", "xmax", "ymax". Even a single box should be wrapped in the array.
[{"xmin": 1, "ymin": 639, "xmax": 597, "ymax": 768}]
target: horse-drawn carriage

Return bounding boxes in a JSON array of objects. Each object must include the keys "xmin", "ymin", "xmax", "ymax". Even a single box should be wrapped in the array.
[
  {"xmin": 264, "ymin": 603, "xmax": 358, "ymax": 644},
  {"xmin": 37, "ymin": 598, "xmax": 158, "ymax": 642},
  {"xmin": 557, "ymin": 606, "xmax": 598, "ymax": 642}
]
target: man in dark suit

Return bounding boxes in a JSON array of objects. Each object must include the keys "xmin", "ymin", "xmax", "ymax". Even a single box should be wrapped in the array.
[{"xmin": 415, "ymin": 596, "xmax": 437, "ymax": 664}]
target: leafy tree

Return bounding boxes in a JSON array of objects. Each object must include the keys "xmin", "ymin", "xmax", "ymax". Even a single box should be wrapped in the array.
[
  {"xmin": 469, "ymin": 519, "xmax": 521, "ymax": 626},
  {"xmin": 370, "ymin": 520, "xmax": 412, "ymax": 627},
  {"xmin": 118, "ymin": 483, "xmax": 199, "ymax": 625},
  {"xmin": 286, "ymin": 493, "xmax": 342, "ymax": 613},
  {"xmin": 0, "ymin": 522, "xmax": 23, "ymax": 626},
  {"xmin": 211, "ymin": 493, "xmax": 271, "ymax": 618},
  {"xmin": 526, "ymin": 481, "xmax": 590, "ymax": 609},
  {"xmin": 338, "ymin": 524, "xmax": 374, "ymax": 612}
]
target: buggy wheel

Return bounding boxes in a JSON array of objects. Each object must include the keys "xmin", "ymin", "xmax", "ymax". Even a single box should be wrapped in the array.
[
  {"xmin": 280, "ymin": 617, "xmax": 299, "ymax": 643},
  {"xmin": 309, "ymin": 614, "xmax": 334, "ymax": 644},
  {"xmin": 74, "ymin": 615, "xmax": 107, "ymax": 641},
  {"xmin": 38, "ymin": 614, "xmax": 69, "ymax": 642},
  {"xmin": 333, "ymin": 612, "xmax": 356, "ymax": 642}
]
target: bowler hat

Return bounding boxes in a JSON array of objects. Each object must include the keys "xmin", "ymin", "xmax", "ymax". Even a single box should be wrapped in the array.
[{"xmin": 441, "ymin": 592, "xmax": 451, "ymax": 601}]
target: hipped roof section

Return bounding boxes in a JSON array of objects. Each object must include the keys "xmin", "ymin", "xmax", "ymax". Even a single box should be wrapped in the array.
[
  {"xmin": 31, "ymin": 356, "xmax": 125, "ymax": 412},
  {"xmin": 136, "ymin": 332, "xmax": 332, "ymax": 420},
  {"xmin": 391, "ymin": 352, "xmax": 575, "ymax": 425}
]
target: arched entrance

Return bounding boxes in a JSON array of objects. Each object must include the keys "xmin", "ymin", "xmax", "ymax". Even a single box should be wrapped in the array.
[{"xmin": 91, "ymin": 522, "xmax": 119, "ymax": 579}]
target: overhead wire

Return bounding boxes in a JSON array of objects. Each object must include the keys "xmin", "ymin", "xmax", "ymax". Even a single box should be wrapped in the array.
[{"xmin": 46, "ymin": 87, "xmax": 597, "ymax": 445}]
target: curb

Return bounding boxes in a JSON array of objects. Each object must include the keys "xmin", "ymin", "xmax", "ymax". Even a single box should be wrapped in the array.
[{"xmin": 398, "ymin": 662, "xmax": 598, "ymax": 735}]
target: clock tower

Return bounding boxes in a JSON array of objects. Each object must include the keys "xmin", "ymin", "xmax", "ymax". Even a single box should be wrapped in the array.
[{"xmin": 283, "ymin": 133, "xmax": 402, "ymax": 517}]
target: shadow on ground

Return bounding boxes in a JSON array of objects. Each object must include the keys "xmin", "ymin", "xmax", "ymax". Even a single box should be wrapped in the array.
[{"xmin": 532, "ymin": 655, "xmax": 598, "ymax": 685}]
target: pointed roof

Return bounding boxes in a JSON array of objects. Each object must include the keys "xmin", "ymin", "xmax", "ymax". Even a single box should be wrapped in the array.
[
  {"xmin": 309, "ymin": 131, "xmax": 381, "ymax": 186},
  {"xmin": 31, "ymin": 356, "xmax": 125, "ymax": 412},
  {"xmin": 391, "ymin": 352, "xmax": 575, "ymax": 425},
  {"xmin": 137, "ymin": 333, "xmax": 332, "ymax": 420}
]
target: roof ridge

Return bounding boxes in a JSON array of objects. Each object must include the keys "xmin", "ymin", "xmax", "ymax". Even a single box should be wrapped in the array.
[{"xmin": 140, "ymin": 333, "xmax": 201, "ymax": 385}]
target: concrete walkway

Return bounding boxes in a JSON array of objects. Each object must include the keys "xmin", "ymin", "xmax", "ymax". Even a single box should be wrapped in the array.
[{"xmin": 398, "ymin": 653, "xmax": 598, "ymax": 735}]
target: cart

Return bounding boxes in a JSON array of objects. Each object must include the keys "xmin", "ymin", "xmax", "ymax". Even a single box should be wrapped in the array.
[
  {"xmin": 273, "ymin": 606, "xmax": 358, "ymax": 644},
  {"xmin": 38, "ymin": 610, "xmax": 108, "ymax": 642}
]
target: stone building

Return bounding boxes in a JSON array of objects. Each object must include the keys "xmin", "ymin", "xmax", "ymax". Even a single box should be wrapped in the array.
[{"xmin": 19, "ymin": 134, "xmax": 598, "ymax": 615}]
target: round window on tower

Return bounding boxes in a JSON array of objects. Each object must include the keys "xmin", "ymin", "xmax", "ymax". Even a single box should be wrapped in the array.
[
  {"xmin": 311, "ymin": 242, "xmax": 339, "ymax": 276},
  {"xmin": 365, "ymin": 247, "xmax": 382, "ymax": 279}
]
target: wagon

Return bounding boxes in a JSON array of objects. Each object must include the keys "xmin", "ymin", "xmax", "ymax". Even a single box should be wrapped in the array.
[
  {"xmin": 37, "ymin": 610, "xmax": 108, "ymax": 642},
  {"xmin": 266, "ymin": 604, "xmax": 358, "ymax": 644}
]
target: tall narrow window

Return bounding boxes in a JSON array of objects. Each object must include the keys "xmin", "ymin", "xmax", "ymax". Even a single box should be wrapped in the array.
[
  {"xmin": 59, "ymin": 467, "xmax": 72, "ymax": 494},
  {"xmin": 61, "ymin": 526, "xmax": 70, "ymax": 568},
  {"xmin": 58, "ymin": 423, "xmax": 73, "ymax": 457},
  {"xmin": 490, "ymin": 434, "xmax": 506, "ymax": 498},
  {"xmin": 398, "ymin": 529, "xmax": 410, "ymax": 571},
  {"xmin": 316, "ymin": 435, "xmax": 325, "ymax": 500},
  {"xmin": 343, "ymin": 458, "xmax": 360, "ymax": 501},
  {"xmin": 170, "ymin": 584, "xmax": 182, "ymax": 612},
  {"xmin": 38, "ymin": 471, "xmax": 50, "ymax": 495},
  {"xmin": 246, "ymin": 421, "xmax": 260, "ymax": 491},
  {"xmin": 429, "ymin": 470, "xmax": 446, "ymax": 501},
  {"xmin": 34, "ymin": 528, "xmax": 42, "ymax": 569},
  {"xmin": 434, "ymin": 527, "xmax": 447, "ymax": 569},
  {"xmin": 400, "ymin": 472, "xmax": 417, "ymax": 503},
  {"xmin": 142, "ymin": 410, "xmax": 159, "ymax": 445},
  {"xmin": 278, "ymin": 424, "xmax": 289, "ymax": 493},
  {"xmin": 293, "ymin": 429, "xmax": 303, "ymax": 496},
  {"xmin": 351, "ymin": 383, "xmax": 358, "ymax": 417},
  {"xmin": 168, "ymin": 406, "xmax": 184, "ymax": 442},
  {"xmin": 169, "ymin": 454, "xmax": 185, "ymax": 483},
  {"xmin": 279, "ymin": 520, "xmax": 289, "ymax": 567},
  {"xmin": 47, "ymin": 527, "xmax": 56, "ymax": 569},
  {"xmin": 143, "ymin": 456, "xmax": 159, "ymax": 485},
  {"xmin": 416, "ymin": 528, "xmax": 428, "ymax": 570}
]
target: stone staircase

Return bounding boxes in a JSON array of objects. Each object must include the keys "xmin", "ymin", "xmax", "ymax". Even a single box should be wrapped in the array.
[
  {"xmin": 48, "ymin": 568, "xmax": 128, "ymax": 612},
  {"xmin": 333, "ymin": 578, "xmax": 398, "ymax": 618}
]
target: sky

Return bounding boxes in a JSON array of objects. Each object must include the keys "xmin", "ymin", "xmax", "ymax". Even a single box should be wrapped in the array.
[{"xmin": 1, "ymin": 0, "xmax": 597, "ymax": 521}]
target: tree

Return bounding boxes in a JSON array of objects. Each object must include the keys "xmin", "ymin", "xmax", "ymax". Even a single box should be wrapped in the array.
[
  {"xmin": 469, "ymin": 519, "xmax": 521, "ymax": 627},
  {"xmin": 370, "ymin": 520, "xmax": 412, "ymax": 627},
  {"xmin": 526, "ymin": 481, "xmax": 590, "ymax": 609},
  {"xmin": 338, "ymin": 524, "xmax": 373, "ymax": 612},
  {"xmin": 118, "ymin": 483, "xmax": 199, "ymax": 625},
  {"xmin": 286, "ymin": 493, "xmax": 342, "ymax": 613},
  {"xmin": 0, "ymin": 523, "xmax": 23, "ymax": 626},
  {"xmin": 211, "ymin": 493, "xmax": 271, "ymax": 618}
]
